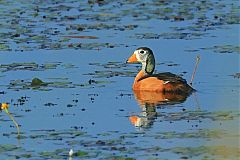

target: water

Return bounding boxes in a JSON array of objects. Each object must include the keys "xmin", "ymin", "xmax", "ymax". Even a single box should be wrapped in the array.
[{"xmin": 0, "ymin": 0, "xmax": 239, "ymax": 159}]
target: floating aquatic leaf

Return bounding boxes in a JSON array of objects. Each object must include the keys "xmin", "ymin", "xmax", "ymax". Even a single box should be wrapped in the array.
[
  {"xmin": 107, "ymin": 156, "xmax": 136, "ymax": 160},
  {"xmin": 0, "ymin": 62, "xmax": 60, "ymax": 72},
  {"xmin": 160, "ymin": 32, "xmax": 206, "ymax": 40},
  {"xmin": 74, "ymin": 150, "xmax": 88, "ymax": 157},
  {"xmin": 154, "ymin": 129, "xmax": 224, "ymax": 139},
  {"xmin": 18, "ymin": 154, "xmax": 32, "ymax": 158},
  {"xmin": 39, "ymin": 150, "xmax": 64, "ymax": 159},
  {"xmin": 171, "ymin": 145, "xmax": 240, "ymax": 158},
  {"xmin": 130, "ymin": 33, "xmax": 160, "ymax": 39},
  {"xmin": 63, "ymin": 35, "xmax": 98, "ymax": 39},
  {"xmin": 0, "ymin": 43, "xmax": 11, "ymax": 51},
  {"xmin": 201, "ymin": 45, "xmax": 240, "ymax": 54},
  {"xmin": 31, "ymin": 78, "xmax": 46, "ymax": 86},
  {"xmin": 230, "ymin": 73, "xmax": 240, "ymax": 79},
  {"xmin": 85, "ymin": 61, "xmax": 136, "ymax": 79},
  {"xmin": 156, "ymin": 110, "xmax": 238, "ymax": 122},
  {"xmin": 84, "ymin": 70, "xmax": 135, "ymax": 78},
  {"xmin": 0, "ymin": 144, "xmax": 19, "ymax": 153},
  {"xmin": 62, "ymin": 63, "xmax": 77, "ymax": 69}
]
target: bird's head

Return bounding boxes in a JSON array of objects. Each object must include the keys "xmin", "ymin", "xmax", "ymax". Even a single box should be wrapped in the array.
[{"xmin": 127, "ymin": 47, "xmax": 155, "ymax": 75}]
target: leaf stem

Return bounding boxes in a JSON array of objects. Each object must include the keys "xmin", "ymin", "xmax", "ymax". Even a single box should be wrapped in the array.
[
  {"xmin": 190, "ymin": 55, "xmax": 200, "ymax": 86},
  {"xmin": 4, "ymin": 109, "xmax": 20, "ymax": 138}
]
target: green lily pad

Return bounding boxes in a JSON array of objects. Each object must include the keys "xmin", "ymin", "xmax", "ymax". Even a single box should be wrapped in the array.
[
  {"xmin": 0, "ymin": 43, "xmax": 11, "ymax": 51},
  {"xmin": 31, "ymin": 78, "xmax": 47, "ymax": 86},
  {"xmin": 74, "ymin": 150, "xmax": 88, "ymax": 157},
  {"xmin": 201, "ymin": 45, "xmax": 240, "ymax": 54},
  {"xmin": 0, "ymin": 62, "xmax": 60, "ymax": 72},
  {"xmin": 231, "ymin": 73, "xmax": 240, "ymax": 78}
]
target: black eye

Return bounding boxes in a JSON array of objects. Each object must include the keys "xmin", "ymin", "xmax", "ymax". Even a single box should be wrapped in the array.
[{"xmin": 139, "ymin": 50, "xmax": 145, "ymax": 54}]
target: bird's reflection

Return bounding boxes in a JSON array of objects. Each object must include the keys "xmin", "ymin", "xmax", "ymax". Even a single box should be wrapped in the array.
[{"xmin": 129, "ymin": 90, "xmax": 191, "ymax": 128}]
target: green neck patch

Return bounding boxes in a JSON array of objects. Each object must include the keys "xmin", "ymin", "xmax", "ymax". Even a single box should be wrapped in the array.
[{"xmin": 145, "ymin": 53, "xmax": 155, "ymax": 75}]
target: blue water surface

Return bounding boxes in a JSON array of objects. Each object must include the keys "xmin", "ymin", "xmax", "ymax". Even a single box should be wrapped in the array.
[{"xmin": 0, "ymin": 0, "xmax": 239, "ymax": 159}]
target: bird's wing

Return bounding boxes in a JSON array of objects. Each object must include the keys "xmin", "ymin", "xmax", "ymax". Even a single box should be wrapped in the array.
[{"xmin": 137, "ymin": 72, "xmax": 187, "ymax": 83}]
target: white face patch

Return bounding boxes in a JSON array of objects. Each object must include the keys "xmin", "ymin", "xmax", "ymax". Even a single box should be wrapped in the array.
[
  {"xmin": 134, "ymin": 50, "xmax": 141, "ymax": 62},
  {"xmin": 134, "ymin": 49, "xmax": 148, "ymax": 62}
]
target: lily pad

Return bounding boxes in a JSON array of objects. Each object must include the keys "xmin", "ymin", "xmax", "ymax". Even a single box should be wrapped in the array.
[
  {"xmin": 31, "ymin": 78, "xmax": 47, "ymax": 86},
  {"xmin": 201, "ymin": 45, "xmax": 240, "ymax": 54},
  {"xmin": 74, "ymin": 150, "xmax": 88, "ymax": 157},
  {"xmin": 230, "ymin": 73, "xmax": 240, "ymax": 79},
  {"xmin": 0, "ymin": 43, "xmax": 11, "ymax": 51},
  {"xmin": 0, "ymin": 62, "xmax": 60, "ymax": 72}
]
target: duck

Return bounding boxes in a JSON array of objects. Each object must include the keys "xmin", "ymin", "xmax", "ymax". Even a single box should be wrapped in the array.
[{"xmin": 126, "ymin": 47, "xmax": 194, "ymax": 94}]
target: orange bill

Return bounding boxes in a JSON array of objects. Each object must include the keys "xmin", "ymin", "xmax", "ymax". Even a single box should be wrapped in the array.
[{"xmin": 127, "ymin": 53, "xmax": 138, "ymax": 63}]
